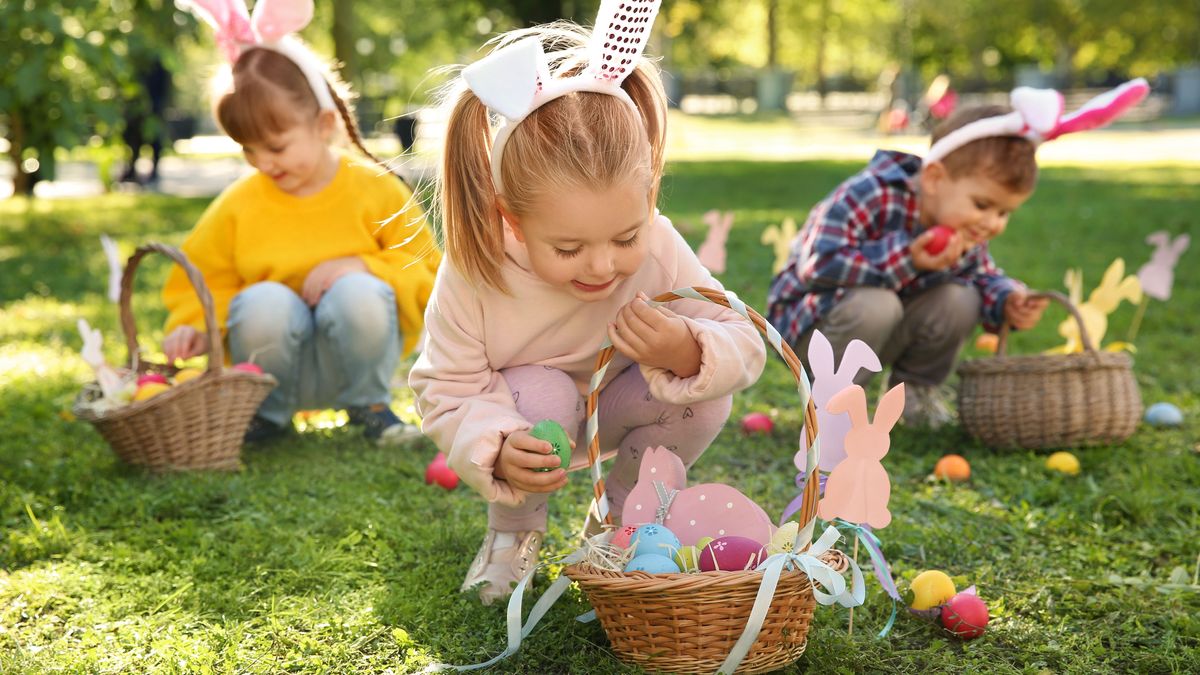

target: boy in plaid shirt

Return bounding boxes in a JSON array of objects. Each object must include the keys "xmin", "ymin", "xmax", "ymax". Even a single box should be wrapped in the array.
[{"xmin": 768, "ymin": 105, "xmax": 1049, "ymax": 427}]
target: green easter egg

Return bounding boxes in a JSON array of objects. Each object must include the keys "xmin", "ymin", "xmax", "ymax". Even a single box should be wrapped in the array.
[
  {"xmin": 674, "ymin": 545, "xmax": 700, "ymax": 573},
  {"xmin": 530, "ymin": 419, "xmax": 572, "ymax": 472}
]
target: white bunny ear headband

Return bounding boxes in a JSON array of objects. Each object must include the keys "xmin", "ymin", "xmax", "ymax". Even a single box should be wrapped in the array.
[
  {"xmin": 178, "ymin": 0, "xmax": 335, "ymax": 111},
  {"xmin": 924, "ymin": 78, "xmax": 1150, "ymax": 165},
  {"xmin": 461, "ymin": 0, "xmax": 662, "ymax": 193}
]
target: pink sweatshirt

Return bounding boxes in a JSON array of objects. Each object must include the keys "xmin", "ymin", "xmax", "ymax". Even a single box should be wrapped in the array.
[{"xmin": 409, "ymin": 214, "xmax": 767, "ymax": 507}]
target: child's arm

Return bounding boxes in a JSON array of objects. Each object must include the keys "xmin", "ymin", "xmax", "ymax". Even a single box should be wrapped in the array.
[
  {"xmin": 162, "ymin": 194, "xmax": 243, "ymax": 345},
  {"xmin": 799, "ymin": 194, "xmax": 920, "ymax": 292},
  {"xmin": 956, "ymin": 246, "xmax": 1037, "ymax": 333},
  {"xmin": 408, "ymin": 267, "xmax": 544, "ymax": 507},
  {"xmin": 631, "ymin": 218, "xmax": 767, "ymax": 403}
]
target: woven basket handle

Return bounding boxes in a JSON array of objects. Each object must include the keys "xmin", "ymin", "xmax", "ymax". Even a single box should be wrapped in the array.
[
  {"xmin": 582, "ymin": 287, "xmax": 823, "ymax": 550},
  {"xmin": 119, "ymin": 242, "xmax": 224, "ymax": 374},
  {"xmin": 995, "ymin": 290, "xmax": 1095, "ymax": 356}
]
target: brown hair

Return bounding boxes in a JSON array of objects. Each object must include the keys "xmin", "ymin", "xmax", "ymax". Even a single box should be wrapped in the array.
[
  {"xmin": 440, "ymin": 23, "xmax": 667, "ymax": 292},
  {"xmin": 931, "ymin": 104, "xmax": 1038, "ymax": 193},
  {"xmin": 214, "ymin": 47, "xmax": 387, "ymax": 170}
]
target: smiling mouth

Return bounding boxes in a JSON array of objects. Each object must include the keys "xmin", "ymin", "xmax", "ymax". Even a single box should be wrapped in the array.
[{"xmin": 572, "ymin": 278, "xmax": 615, "ymax": 292}]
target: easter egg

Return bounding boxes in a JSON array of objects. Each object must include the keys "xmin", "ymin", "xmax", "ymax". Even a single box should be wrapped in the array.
[
  {"xmin": 529, "ymin": 419, "xmax": 572, "ymax": 472},
  {"xmin": 698, "ymin": 536, "xmax": 767, "ymax": 572},
  {"xmin": 624, "ymin": 554, "xmax": 681, "ymax": 574},
  {"xmin": 232, "ymin": 362, "xmax": 264, "ymax": 374},
  {"xmin": 132, "ymin": 382, "xmax": 171, "ymax": 402},
  {"xmin": 1145, "ymin": 402, "xmax": 1183, "ymax": 427},
  {"xmin": 767, "ymin": 521, "xmax": 800, "ymax": 555},
  {"xmin": 610, "ymin": 524, "xmax": 641, "ymax": 550},
  {"xmin": 137, "ymin": 373, "xmax": 169, "ymax": 387},
  {"xmin": 975, "ymin": 333, "xmax": 999, "ymax": 354},
  {"xmin": 910, "ymin": 570, "xmax": 956, "ymax": 610},
  {"xmin": 924, "ymin": 225, "xmax": 954, "ymax": 255},
  {"xmin": 940, "ymin": 591, "xmax": 989, "ymax": 639},
  {"xmin": 629, "ymin": 524, "xmax": 681, "ymax": 559},
  {"xmin": 424, "ymin": 452, "xmax": 459, "ymax": 490},
  {"xmin": 673, "ymin": 545, "xmax": 701, "ymax": 572},
  {"xmin": 1045, "ymin": 451, "xmax": 1080, "ymax": 476},
  {"xmin": 740, "ymin": 412, "xmax": 774, "ymax": 435},
  {"xmin": 173, "ymin": 368, "xmax": 204, "ymax": 384},
  {"xmin": 933, "ymin": 454, "xmax": 971, "ymax": 482}
]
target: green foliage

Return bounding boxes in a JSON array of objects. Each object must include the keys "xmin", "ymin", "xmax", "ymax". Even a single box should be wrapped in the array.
[{"xmin": 1, "ymin": 159, "xmax": 1198, "ymax": 672}]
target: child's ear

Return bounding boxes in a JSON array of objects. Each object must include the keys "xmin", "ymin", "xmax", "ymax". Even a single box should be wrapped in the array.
[
  {"xmin": 497, "ymin": 200, "xmax": 524, "ymax": 242},
  {"xmin": 919, "ymin": 161, "xmax": 947, "ymax": 196},
  {"xmin": 316, "ymin": 109, "xmax": 338, "ymax": 141}
]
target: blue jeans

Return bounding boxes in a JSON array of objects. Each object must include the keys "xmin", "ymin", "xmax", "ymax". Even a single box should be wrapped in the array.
[{"xmin": 226, "ymin": 273, "xmax": 401, "ymax": 426}]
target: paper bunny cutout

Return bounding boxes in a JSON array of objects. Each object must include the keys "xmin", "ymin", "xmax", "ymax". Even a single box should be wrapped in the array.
[
  {"xmin": 1138, "ymin": 232, "xmax": 1190, "ymax": 301},
  {"xmin": 1051, "ymin": 258, "xmax": 1143, "ymax": 354},
  {"xmin": 696, "ymin": 210, "xmax": 733, "ymax": 274},
  {"xmin": 100, "ymin": 235, "xmax": 122, "ymax": 304},
  {"xmin": 817, "ymin": 383, "xmax": 902, "ymax": 529},
  {"xmin": 621, "ymin": 446, "xmax": 776, "ymax": 546},
  {"xmin": 78, "ymin": 319, "xmax": 124, "ymax": 401},
  {"xmin": 178, "ymin": 0, "xmax": 334, "ymax": 110},
  {"xmin": 795, "ymin": 330, "xmax": 882, "ymax": 474},
  {"xmin": 926, "ymin": 79, "xmax": 1149, "ymax": 164},
  {"xmin": 760, "ymin": 217, "xmax": 797, "ymax": 274}
]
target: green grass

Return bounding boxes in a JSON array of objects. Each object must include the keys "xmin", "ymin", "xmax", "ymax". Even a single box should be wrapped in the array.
[{"xmin": 2, "ymin": 161, "xmax": 1199, "ymax": 673}]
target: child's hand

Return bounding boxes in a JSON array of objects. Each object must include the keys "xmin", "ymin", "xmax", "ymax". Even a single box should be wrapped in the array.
[
  {"xmin": 163, "ymin": 326, "xmax": 209, "ymax": 362},
  {"xmin": 911, "ymin": 229, "xmax": 967, "ymax": 272},
  {"xmin": 495, "ymin": 430, "xmax": 570, "ymax": 494},
  {"xmin": 608, "ymin": 292, "xmax": 702, "ymax": 377},
  {"xmin": 1004, "ymin": 291, "xmax": 1049, "ymax": 330},
  {"xmin": 302, "ymin": 257, "xmax": 369, "ymax": 306}
]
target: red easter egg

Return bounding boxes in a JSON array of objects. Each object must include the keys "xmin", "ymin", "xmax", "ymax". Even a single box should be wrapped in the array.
[
  {"xmin": 424, "ymin": 453, "xmax": 458, "ymax": 490},
  {"xmin": 137, "ymin": 373, "xmax": 169, "ymax": 387},
  {"xmin": 924, "ymin": 225, "xmax": 955, "ymax": 255},
  {"xmin": 698, "ymin": 536, "xmax": 766, "ymax": 572},
  {"xmin": 232, "ymin": 362, "xmax": 264, "ymax": 375},
  {"xmin": 740, "ymin": 412, "xmax": 773, "ymax": 435},
  {"xmin": 610, "ymin": 524, "xmax": 641, "ymax": 550},
  {"xmin": 941, "ymin": 592, "xmax": 989, "ymax": 639}
]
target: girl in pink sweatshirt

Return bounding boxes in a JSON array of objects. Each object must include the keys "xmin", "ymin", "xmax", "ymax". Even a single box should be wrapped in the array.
[{"xmin": 409, "ymin": 10, "xmax": 766, "ymax": 605}]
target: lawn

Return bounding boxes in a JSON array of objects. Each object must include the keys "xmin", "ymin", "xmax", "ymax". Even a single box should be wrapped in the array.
[{"xmin": 1, "ymin": 160, "xmax": 1198, "ymax": 673}]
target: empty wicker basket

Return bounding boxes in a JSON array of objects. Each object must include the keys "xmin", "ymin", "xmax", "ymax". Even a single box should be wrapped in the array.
[
  {"xmin": 562, "ymin": 287, "xmax": 845, "ymax": 674},
  {"xmin": 957, "ymin": 291, "xmax": 1141, "ymax": 450},
  {"xmin": 74, "ymin": 243, "xmax": 276, "ymax": 471}
]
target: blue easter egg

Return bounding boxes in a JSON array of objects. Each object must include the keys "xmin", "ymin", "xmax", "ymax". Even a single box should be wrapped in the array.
[
  {"xmin": 1145, "ymin": 402, "xmax": 1183, "ymax": 427},
  {"xmin": 624, "ymin": 554, "xmax": 681, "ymax": 574},
  {"xmin": 629, "ymin": 524, "xmax": 681, "ymax": 559}
]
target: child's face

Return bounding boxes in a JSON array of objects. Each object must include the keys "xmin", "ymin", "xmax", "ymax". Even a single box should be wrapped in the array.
[
  {"xmin": 506, "ymin": 181, "xmax": 653, "ymax": 302},
  {"xmin": 919, "ymin": 163, "xmax": 1031, "ymax": 248},
  {"xmin": 240, "ymin": 111, "xmax": 337, "ymax": 196}
]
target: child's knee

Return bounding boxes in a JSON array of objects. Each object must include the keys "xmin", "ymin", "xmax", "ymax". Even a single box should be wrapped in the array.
[
  {"xmin": 228, "ymin": 282, "xmax": 309, "ymax": 348},
  {"xmin": 500, "ymin": 365, "xmax": 583, "ymax": 431},
  {"xmin": 923, "ymin": 284, "xmax": 981, "ymax": 337},
  {"xmin": 316, "ymin": 274, "xmax": 398, "ymax": 353}
]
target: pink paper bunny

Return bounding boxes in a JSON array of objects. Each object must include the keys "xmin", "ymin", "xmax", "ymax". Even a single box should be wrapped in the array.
[
  {"xmin": 796, "ymin": 330, "xmax": 883, "ymax": 474},
  {"xmin": 696, "ymin": 210, "xmax": 734, "ymax": 274},
  {"xmin": 1138, "ymin": 231, "xmax": 1190, "ymax": 301},
  {"xmin": 621, "ymin": 446, "xmax": 776, "ymax": 546},
  {"xmin": 817, "ymin": 383, "xmax": 903, "ymax": 529}
]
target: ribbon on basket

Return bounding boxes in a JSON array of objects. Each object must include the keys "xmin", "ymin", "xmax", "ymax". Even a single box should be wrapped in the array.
[
  {"xmin": 832, "ymin": 518, "xmax": 902, "ymax": 638},
  {"xmin": 718, "ymin": 525, "xmax": 865, "ymax": 674}
]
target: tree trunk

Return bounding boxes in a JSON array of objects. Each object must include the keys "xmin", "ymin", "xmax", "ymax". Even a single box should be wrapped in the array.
[
  {"xmin": 814, "ymin": 0, "xmax": 830, "ymax": 107},
  {"xmin": 7, "ymin": 110, "xmax": 32, "ymax": 197},
  {"xmin": 331, "ymin": 0, "xmax": 356, "ymax": 84},
  {"xmin": 766, "ymin": 0, "xmax": 778, "ymax": 68}
]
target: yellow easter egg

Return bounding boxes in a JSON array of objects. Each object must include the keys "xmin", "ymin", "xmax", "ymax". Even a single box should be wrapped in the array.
[
  {"xmin": 174, "ymin": 368, "xmax": 204, "ymax": 384},
  {"xmin": 1046, "ymin": 451, "xmax": 1080, "ymax": 475},
  {"xmin": 910, "ymin": 570, "xmax": 956, "ymax": 610},
  {"xmin": 132, "ymin": 382, "xmax": 171, "ymax": 402},
  {"xmin": 767, "ymin": 521, "xmax": 800, "ymax": 555},
  {"xmin": 673, "ymin": 546, "xmax": 700, "ymax": 573}
]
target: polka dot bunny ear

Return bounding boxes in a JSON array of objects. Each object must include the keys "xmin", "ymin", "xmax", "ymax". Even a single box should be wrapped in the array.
[{"xmin": 586, "ymin": 0, "xmax": 662, "ymax": 85}]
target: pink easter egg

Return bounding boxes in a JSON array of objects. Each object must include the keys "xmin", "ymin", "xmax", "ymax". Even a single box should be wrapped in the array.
[
  {"xmin": 740, "ymin": 412, "xmax": 773, "ymax": 435},
  {"xmin": 924, "ymin": 225, "xmax": 954, "ymax": 255},
  {"xmin": 697, "ymin": 536, "xmax": 767, "ymax": 572},
  {"xmin": 137, "ymin": 373, "xmax": 169, "ymax": 387},
  {"xmin": 232, "ymin": 362, "xmax": 264, "ymax": 374},
  {"xmin": 423, "ymin": 453, "xmax": 458, "ymax": 490},
  {"xmin": 610, "ymin": 524, "xmax": 641, "ymax": 550},
  {"xmin": 941, "ymin": 592, "xmax": 989, "ymax": 640}
]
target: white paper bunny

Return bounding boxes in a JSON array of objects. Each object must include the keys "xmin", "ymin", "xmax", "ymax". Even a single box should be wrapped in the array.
[
  {"xmin": 696, "ymin": 210, "xmax": 733, "ymax": 274},
  {"xmin": 78, "ymin": 319, "xmax": 124, "ymax": 400},
  {"xmin": 1138, "ymin": 231, "xmax": 1190, "ymax": 301},
  {"xmin": 795, "ymin": 330, "xmax": 882, "ymax": 474},
  {"xmin": 100, "ymin": 235, "xmax": 123, "ymax": 304},
  {"xmin": 817, "ymin": 383, "xmax": 903, "ymax": 529}
]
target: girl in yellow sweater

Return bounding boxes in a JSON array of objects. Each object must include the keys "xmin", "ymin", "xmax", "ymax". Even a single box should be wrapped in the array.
[{"xmin": 163, "ymin": 0, "xmax": 440, "ymax": 444}]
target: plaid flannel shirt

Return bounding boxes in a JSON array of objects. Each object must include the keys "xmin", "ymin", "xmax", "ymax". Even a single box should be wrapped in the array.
[{"xmin": 766, "ymin": 150, "xmax": 1023, "ymax": 346}]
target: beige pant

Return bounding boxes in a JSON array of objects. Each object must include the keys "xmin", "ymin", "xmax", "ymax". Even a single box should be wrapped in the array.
[{"xmin": 795, "ymin": 283, "xmax": 981, "ymax": 388}]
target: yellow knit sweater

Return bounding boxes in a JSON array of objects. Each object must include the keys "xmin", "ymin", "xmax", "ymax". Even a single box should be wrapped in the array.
[{"xmin": 163, "ymin": 156, "xmax": 441, "ymax": 356}]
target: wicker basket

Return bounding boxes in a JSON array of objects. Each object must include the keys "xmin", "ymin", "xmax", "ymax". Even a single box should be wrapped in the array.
[
  {"xmin": 74, "ymin": 243, "xmax": 277, "ymax": 472},
  {"xmin": 957, "ymin": 291, "xmax": 1142, "ymax": 450},
  {"xmin": 563, "ymin": 287, "xmax": 844, "ymax": 675}
]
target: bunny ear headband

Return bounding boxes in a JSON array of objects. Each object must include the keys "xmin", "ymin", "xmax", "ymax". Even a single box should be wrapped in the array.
[
  {"xmin": 178, "ymin": 0, "xmax": 335, "ymax": 111},
  {"xmin": 461, "ymin": 0, "xmax": 662, "ymax": 193},
  {"xmin": 924, "ymin": 78, "xmax": 1150, "ymax": 165}
]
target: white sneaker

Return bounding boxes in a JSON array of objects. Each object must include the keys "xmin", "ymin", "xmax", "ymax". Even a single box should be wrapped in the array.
[
  {"xmin": 460, "ymin": 529, "xmax": 543, "ymax": 606},
  {"xmin": 902, "ymin": 384, "xmax": 954, "ymax": 429}
]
